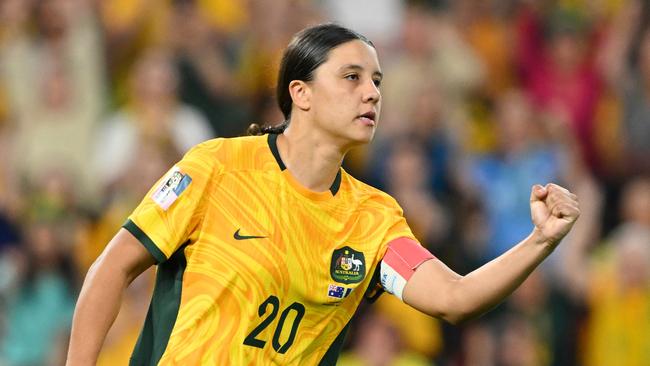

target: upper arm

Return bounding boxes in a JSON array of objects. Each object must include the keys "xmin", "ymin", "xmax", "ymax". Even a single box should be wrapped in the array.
[
  {"xmin": 125, "ymin": 141, "xmax": 222, "ymax": 260},
  {"xmin": 377, "ymin": 236, "xmax": 461, "ymax": 320},
  {"xmin": 92, "ymin": 228, "xmax": 156, "ymax": 284},
  {"xmin": 401, "ymin": 258, "xmax": 462, "ymax": 321}
]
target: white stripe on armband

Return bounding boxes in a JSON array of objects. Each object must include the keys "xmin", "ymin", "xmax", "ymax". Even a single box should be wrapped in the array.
[
  {"xmin": 380, "ymin": 260, "xmax": 409, "ymax": 300},
  {"xmin": 379, "ymin": 237, "xmax": 435, "ymax": 301}
]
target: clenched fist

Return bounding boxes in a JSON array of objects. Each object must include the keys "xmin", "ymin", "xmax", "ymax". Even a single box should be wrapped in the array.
[{"xmin": 530, "ymin": 183, "xmax": 580, "ymax": 248}]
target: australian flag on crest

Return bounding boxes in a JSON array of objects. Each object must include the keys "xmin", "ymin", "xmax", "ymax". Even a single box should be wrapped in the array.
[
  {"xmin": 327, "ymin": 284, "xmax": 353, "ymax": 299},
  {"xmin": 328, "ymin": 284, "xmax": 345, "ymax": 299}
]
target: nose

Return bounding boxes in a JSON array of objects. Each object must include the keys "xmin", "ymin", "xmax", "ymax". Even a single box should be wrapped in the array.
[{"xmin": 362, "ymin": 80, "xmax": 381, "ymax": 104}]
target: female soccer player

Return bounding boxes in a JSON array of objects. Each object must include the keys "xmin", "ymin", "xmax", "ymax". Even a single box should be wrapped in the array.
[{"xmin": 67, "ymin": 24, "xmax": 580, "ymax": 365}]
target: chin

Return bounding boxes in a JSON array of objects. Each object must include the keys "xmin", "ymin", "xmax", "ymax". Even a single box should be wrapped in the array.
[
  {"xmin": 349, "ymin": 128, "xmax": 376, "ymax": 146},
  {"xmin": 327, "ymin": 123, "xmax": 376, "ymax": 149}
]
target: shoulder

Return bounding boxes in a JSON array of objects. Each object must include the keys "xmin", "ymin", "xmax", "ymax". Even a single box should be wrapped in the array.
[
  {"xmin": 184, "ymin": 135, "xmax": 269, "ymax": 172},
  {"xmin": 187, "ymin": 134, "xmax": 264, "ymax": 155}
]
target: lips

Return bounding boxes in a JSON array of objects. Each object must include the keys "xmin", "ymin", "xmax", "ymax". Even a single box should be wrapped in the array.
[{"xmin": 357, "ymin": 111, "xmax": 376, "ymax": 126}]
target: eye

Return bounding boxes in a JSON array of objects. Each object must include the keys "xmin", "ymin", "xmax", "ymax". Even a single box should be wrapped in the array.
[
  {"xmin": 373, "ymin": 78, "xmax": 382, "ymax": 87},
  {"xmin": 345, "ymin": 73, "xmax": 359, "ymax": 81}
]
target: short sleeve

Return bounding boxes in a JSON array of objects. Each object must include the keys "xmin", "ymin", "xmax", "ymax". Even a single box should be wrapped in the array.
[
  {"xmin": 379, "ymin": 237, "xmax": 435, "ymax": 300},
  {"xmin": 381, "ymin": 198, "xmax": 419, "ymax": 247},
  {"xmin": 123, "ymin": 141, "xmax": 222, "ymax": 263},
  {"xmin": 375, "ymin": 206, "xmax": 435, "ymax": 300},
  {"xmin": 364, "ymin": 195, "xmax": 421, "ymax": 302}
]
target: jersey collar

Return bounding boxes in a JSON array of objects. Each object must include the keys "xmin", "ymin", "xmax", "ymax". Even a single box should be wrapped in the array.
[{"xmin": 267, "ymin": 133, "xmax": 342, "ymax": 196}]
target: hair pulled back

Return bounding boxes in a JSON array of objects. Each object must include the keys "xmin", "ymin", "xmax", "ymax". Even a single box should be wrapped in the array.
[{"xmin": 248, "ymin": 23, "xmax": 373, "ymax": 135}]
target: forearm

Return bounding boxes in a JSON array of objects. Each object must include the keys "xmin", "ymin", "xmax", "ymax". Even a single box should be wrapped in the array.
[
  {"xmin": 66, "ymin": 258, "xmax": 130, "ymax": 365},
  {"xmin": 449, "ymin": 229, "xmax": 553, "ymax": 321},
  {"xmin": 405, "ymin": 183, "xmax": 579, "ymax": 324},
  {"xmin": 404, "ymin": 229, "xmax": 555, "ymax": 324}
]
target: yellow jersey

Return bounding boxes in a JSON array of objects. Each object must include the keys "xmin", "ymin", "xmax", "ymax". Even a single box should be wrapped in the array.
[{"xmin": 124, "ymin": 134, "xmax": 417, "ymax": 365}]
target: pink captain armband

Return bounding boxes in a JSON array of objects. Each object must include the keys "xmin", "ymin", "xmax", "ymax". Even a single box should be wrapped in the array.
[{"xmin": 380, "ymin": 237, "xmax": 435, "ymax": 301}]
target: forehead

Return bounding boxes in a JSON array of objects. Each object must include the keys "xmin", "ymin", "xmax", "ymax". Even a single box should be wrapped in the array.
[{"xmin": 321, "ymin": 40, "xmax": 381, "ymax": 72}]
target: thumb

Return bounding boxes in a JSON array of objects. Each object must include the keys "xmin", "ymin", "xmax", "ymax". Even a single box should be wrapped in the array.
[
  {"xmin": 530, "ymin": 184, "xmax": 547, "ymax": 203},
  {"xmin": 530, "ymin": 184, "xmax": 549, "ymax": 227}
]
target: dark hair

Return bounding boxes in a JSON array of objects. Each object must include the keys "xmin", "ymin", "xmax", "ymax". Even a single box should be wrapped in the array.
[{"xmin": 248, "ymin": 23, "xmax": 374, "ymax": 135}]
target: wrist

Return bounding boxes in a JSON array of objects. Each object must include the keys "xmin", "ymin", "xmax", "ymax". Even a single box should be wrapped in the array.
[{"xmin": 531, "ymin": 227, "xmax": 557, "ymax": 253}]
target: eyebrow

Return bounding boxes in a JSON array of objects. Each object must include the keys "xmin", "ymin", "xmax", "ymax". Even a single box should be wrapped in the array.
[{"xmin": 339, "ymin": 64, "xmax": 383, "ymax": 79}]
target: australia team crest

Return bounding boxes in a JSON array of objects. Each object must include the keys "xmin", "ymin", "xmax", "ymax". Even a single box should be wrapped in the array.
[{"xmin": 330, "ymin": 246, "xmax": 366, "ymax": 284}]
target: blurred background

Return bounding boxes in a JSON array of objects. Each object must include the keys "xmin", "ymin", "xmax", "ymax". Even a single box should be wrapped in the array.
[{"xmin": 0, "ymin": 0, "xmax": 649, "ymax": 365}]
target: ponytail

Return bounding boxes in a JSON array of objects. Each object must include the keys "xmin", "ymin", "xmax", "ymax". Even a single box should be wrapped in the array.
[{"xmin": 247, "ymin": 121, "xmax": 290, "ymax": 136}]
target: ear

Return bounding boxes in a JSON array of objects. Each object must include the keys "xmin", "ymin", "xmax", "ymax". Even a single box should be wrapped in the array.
[{"xmin": 288, "ymin": 80, "xmax": 310, "ymax": 112}]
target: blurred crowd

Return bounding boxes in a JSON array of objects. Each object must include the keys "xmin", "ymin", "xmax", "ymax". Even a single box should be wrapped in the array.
[{"xmin": 0, "ymin": 0, "xmax": 648, "ymax": 365}]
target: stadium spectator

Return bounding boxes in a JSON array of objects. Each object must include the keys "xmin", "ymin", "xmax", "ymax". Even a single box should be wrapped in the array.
[
  {"xmin": 515, "ymin": 4, "xmax": 603, "ymax": 173},
  {"xmin": 167, "ymin": 0, "xmax": 250, "ymax": 137},
  {"xmin": 93, "ymin": 48, "xmax": 213, "ymax": 191},
  {"xmin": 0, "ymin": 213, "xmax": 77, "ymax": 366},
  {"xmin": 463, "ymin": 90, "xmax": 564, "ymax": 261},
  {"xmin": 599, "ymin": 0, "xmax": 650, "ymax": 176},
  {"xmin": 1, "ymin": 0, "xmax": 105, "ymax": 201},
  {"xmin": 337, "ymin": 308, "xmax": 430, "ymax": 366},
  {"xmin": 562, "ymin": 177, "xmax": 650, "ymax": 365}
]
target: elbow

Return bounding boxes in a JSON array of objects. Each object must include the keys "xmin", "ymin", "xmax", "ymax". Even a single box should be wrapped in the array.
[
  {"xmin": 439, "ymin": 298, "xmax": 501, "ymax": 325},
  {"xmin": 434, "ymin": 284, "xmax": 482, "ymax": 325},
  {"xmin": 437, "ymin": 303, "xmax": 473, "ymax": 325},
  {"xmin": 441, "ymin": 310, "xmax": 480, "ymax": 326},
  {"xmin": 440, "ymin": 312, "xmax": 465, "ymax": 326}
]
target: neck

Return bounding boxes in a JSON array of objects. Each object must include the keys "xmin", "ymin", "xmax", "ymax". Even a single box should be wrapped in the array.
[{"xmin": 276, "ymin": 118, "xmax": 346, "ymax": 193}]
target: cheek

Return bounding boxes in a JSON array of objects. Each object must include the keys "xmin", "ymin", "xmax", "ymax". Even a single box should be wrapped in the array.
[{"xmin": 314, "ymin": 87, "xmax": 353, "ymax": 120}]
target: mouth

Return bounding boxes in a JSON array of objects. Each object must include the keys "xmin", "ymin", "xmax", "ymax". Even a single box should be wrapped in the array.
[{"xmin": 357, "ymin": 111, "xmax": 376, "ymax": 126}]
